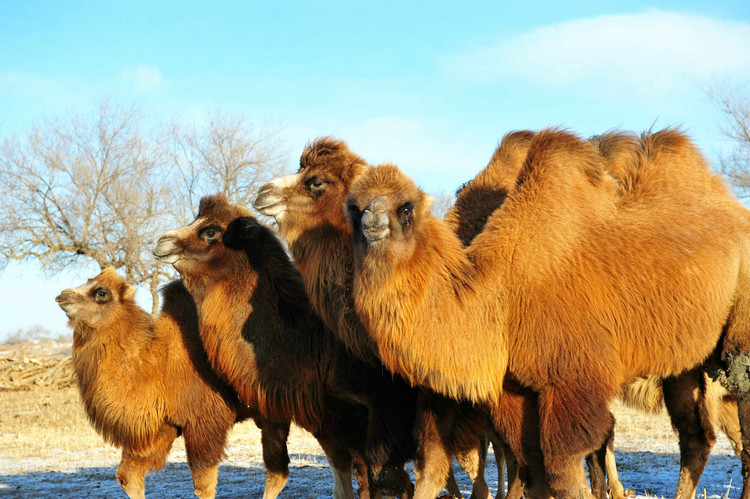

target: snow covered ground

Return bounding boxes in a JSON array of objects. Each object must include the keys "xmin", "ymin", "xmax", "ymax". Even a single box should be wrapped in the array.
[{"xmin": 0, "ymin": 341, "xmax": 743, "ymax": 498}]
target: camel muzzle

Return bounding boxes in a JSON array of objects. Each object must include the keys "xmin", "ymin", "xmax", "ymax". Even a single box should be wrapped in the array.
[
  {"xmin": 361, "ymin": 197, "xmax": 390, "ymax": 243},
  {"xmin": 253, "ymin": 183, "xmax": 283, "ymax": 214},
  {"xmin": 153, "ymin": 233, "xmax": 182, "ymax": 264}
]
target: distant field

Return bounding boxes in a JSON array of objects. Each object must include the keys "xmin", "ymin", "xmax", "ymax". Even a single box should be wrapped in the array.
[{"xmin": 0, "ymin": 340, "xmax": 742, "ymax": 498}]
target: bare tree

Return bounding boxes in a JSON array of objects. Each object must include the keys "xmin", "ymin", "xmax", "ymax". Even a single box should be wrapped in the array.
[
  {"xmin": 710, "ymin": 83, "xmax": 750, "ymax": 197},
  {"xmin": 0, "ymin": 101, "xmax": 289, "ymax": 316},
  {"xmin": 429, "ymin": 190, "xmax": 456, "ymax": 219},
  {"xmin": 171, "ymin": 114, "xmax": 287, "ymax": 220}
]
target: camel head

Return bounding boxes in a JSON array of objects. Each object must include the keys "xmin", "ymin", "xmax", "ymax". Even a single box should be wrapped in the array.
[
  {"xmin": 253, "ymin": 136, "xmax": 369, "ymax": 241},
  {"xmin": 153, "ymin": 193, "xmax": 253, "ymax": 281},
  {"xmin": 346, "ymin": 163, "xmax": 433, "ymax": 258},
  {"xmin": 56, "ymin": 267, "xmax": 136, "ymax": 328}
]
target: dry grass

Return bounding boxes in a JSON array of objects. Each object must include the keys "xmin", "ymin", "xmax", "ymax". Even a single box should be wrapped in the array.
[{"xmin": 0, "ymin": 340, "xmax": 742, "ymax": 498}]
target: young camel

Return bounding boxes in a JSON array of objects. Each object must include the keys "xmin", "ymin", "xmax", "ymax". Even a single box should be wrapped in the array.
[
  {"xmin": 153, "ymin": 194, "xmax": 418, "ymax": 499},
  {"xmin": 447, "ymin": 129, "xmax": 745, "ymax": 499},
  {"xmin": 56, "ymin": 268, "xmax": 291, "ymax": 499},
  {"xmin": 254, "ymin": 136, "xmax": 512, "ymax": 499},
  {"xmin": 345, "ymin": 128, "xmax": 750, "ymax": 498}
]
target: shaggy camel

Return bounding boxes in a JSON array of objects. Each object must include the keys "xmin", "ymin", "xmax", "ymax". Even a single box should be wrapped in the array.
[
  {"xmin": 346, "ymin": 128, "xmax": 750, "ymax": 498},
  {"xmin": 153, "ymin": 194, "xmax": 418, "ymax": 499},
  {"xmin": 254, "ymin": 136, "xmax": 513, "ymax": 499},
  {"xmin": 55, "ymin": 268, "xmax": 292, "ymax": 499},
  {"xmin": 447, "ymin": 129, "xmax": 746, "ymax": 498}
]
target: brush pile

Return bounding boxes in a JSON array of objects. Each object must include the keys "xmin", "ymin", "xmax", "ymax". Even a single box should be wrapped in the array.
[{"xmin": 0, "ymin": 340, "xmax": 74, "ymax": 390}]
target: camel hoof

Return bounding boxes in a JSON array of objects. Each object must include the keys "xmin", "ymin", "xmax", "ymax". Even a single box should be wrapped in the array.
[{"xmin": 370, "ymin": 465, "xmax": 410, "ymax": 496}]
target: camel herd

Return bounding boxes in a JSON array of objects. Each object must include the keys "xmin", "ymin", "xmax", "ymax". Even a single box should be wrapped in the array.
[{"xmin": 56, "ymin": 127, "xmax": 750, "ymax": 499}]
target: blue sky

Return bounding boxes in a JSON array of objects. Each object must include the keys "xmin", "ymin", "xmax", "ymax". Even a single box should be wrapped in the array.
[{"xmin": 1, "ymin": 1, "xmax": 750, "ymax": 341}]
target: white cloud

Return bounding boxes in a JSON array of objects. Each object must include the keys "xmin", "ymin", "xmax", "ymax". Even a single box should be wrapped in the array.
[
  {"xmin": 444, "ymin": 10, "xmax": 750, "ymax": 97},
  {"xmin": 119, "ymin": 64, "xmax": 166, "ymax": 94}
]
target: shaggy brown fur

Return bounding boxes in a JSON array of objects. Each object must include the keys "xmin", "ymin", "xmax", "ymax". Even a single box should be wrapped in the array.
[
  {"xmin": 449, "ymin": 129, "xmax": 745, "ymax": 498},
  {"xmin": 255, "ymin": 137, "xmax": 513, "ymax": 499},
  {"xmin": 346, "ymin": 128, "xmax": 750, "ymax": 498},
  {"xmin": 153, "ymin": 194, "xmax": 418, "ymax": 499},
  {"xmin": 55, "ymin": 268, "xmax": 277, "ymax": 499}
]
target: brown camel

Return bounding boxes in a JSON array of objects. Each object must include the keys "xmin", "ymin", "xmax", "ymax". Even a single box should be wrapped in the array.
[
  {"xmin": 153, "ymin": 194, "xmax": 418, "ymax": 499},
  {"xmin": 345, "ymin": 128, "xmax": 750, "ymax": 498},
  {"xmin": 446, "ymin": 129, "xmax": 746, "ymax": 498},
  {"xmin": 254, "ymin": 136, "xmax": 513, "ymax": 499},
  {"xmin": 56, "ymin": 268, "xmax": 291, "ymax": 499}
]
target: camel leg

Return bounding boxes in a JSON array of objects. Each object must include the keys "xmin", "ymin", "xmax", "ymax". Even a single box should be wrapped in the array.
[
  {"xmin": 445, "ymin": 465, "xmax": 463, "ymax": 499},
  {"xmin": 189, "ymin": 465, "xmax": 219, "ymax": 499},
  {"xmin": 488, "ymin": 438, "xmax": 505, "ymax": 499},
  {"xmin": 585, "ymin": 412, "xmax": 616, "ymax": 499},
  {"xmin": 456, "ymin": 443, "xmax": 491, "ymax": 499},
  {"xmin": 183, "ymin": 421, "xmax": 228, "ymax": 499},
  {"xmin": 603, "ymin": 434, "xmax": 626, "ymax": 499},
  {"xmin": 365, "ymin": 386, "xmax": 415, "ymax": 498},
  {"xmin": 490, "ymin": 385, "xmax": 549, "ymax": 499},
  {"xmin": 494, "ymin": 437, "xmax": 522, "ymax": 499},
  {"xmin": 117, "ymin": 425, "xmax": 178, "ymax": 499},
  {"xmin": 259, "ymin": 420, "xmax": 291, "ymax": 499},
  {"xmin": 662, "ymin": 370, "xmax": 716, "ymax": 499},
  {"xmin": 538, "ymin": 384, "xmax": 610, "ymax": 499},
  {"xmin": 413, "ymin": 394, "xmax": 454, "ymax": 499},
  {"xmin": 117, "ymin": 451, "xmax": 149, "ymax": 499},
  {"xmin": 317, "ymin": 434, "xmax": 355, "ymax": 499}
]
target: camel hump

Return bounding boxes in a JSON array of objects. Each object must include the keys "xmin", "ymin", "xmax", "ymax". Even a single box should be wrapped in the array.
[
  {"xmin": 446, "ymin": 130, "xmax": 537, "ymax": 245},
  {"xmin": 503, "ymin": 128, "xmax": 618, "ymax": 226},
  {"xmin": 518, "ymin": 128, "xmax": 610, "ymax": 191},
  {"xmin": 476, "ymin": 130, "xmax": 537, "ymax": 190},
  {"xmin": 632, "ymin": 128, "xmax": 729, "ymax": 200},
  {"xmin": 588, "ymin": 130, "xmax": 640, "ymax": 191}
]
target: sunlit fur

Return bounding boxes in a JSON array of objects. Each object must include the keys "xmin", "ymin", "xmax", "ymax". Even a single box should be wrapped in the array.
[
  {"xmin": 154, "ymin": 193, "xmax": 418, "ymax": 499},
  {"xmin": 449, "ymin": 129, "xmax": 745, "ymax": 498},
  {"xmin": 57, "ymin": 268, "xmax": 252, "ymax": 499},
  {"xmin": 256, "ymin": 137, "xmax": 520, "ymax": 499},
  {"xmin": 347, "ymin": 128, "xmax": 750, "ymax": 498}
]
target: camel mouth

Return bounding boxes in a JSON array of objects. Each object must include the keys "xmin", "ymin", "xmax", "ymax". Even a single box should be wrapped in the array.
[
  {"xmin": 363, "ymin": 226, "xmax": 390, "ymax": 243},
  {"xmin": 152, "ymin": 237, "xmax": 182, "ymax": 264},
  {"xmin": 55, "ymin": 292, "xmax": 76, "ymax": 315},
  {"xmin": 254, "ymin": 184, "xmax": 286, "ymax": 218}
]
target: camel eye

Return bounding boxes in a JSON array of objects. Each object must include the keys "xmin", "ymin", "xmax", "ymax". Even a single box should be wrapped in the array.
[
  {"xmin": 307, "ymin": 177, "xmax": 326, "ymax": 195},
  {"xmin": 397, "ymin": 202, "xmax": 414, "ymax": 226},
  {"xmin": 199, "ymin": 226, "xmax": 222, "ymax": 244},
  {"xmin": 94, "ymin": 288, "xmax": 110, "ymax": 303}
]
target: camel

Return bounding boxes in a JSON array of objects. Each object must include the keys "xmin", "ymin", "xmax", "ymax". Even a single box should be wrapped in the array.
[
  {"xmin": 55, "ymin": 268, "xmax": 292, "ymax": 499},
  {"xmin": 253, "ymin": 136, "xmax": 514, "ymax": 499},
  {"xmin": 153, "ymin": 194, "xmax": 418, "ymax": 499},
  {"xmin": 345, "ymin": 128, "xmax": 750, "ymax": 498},
  {"xmin": 446, "ymin": 129, "xmax": 746, "ymax": 498}
]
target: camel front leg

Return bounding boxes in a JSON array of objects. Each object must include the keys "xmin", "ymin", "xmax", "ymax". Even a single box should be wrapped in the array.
[
  {"xmin": 259, "ymin": 420, "xmax": 291, "ymax": 499},
  {"xmin": 117, "ymin": 425, "xmax": 178, "ymax": 499},
  {"xmin": 663, "ymin": 370, "xmax": 716, "ymax": 499},
  {"xmin": 316, "ymin": 434, "xmax": 355, "ymax": 499},
  {"xmin": 116, "ymin": 452, "xmax": 148, "ymax": 499}
]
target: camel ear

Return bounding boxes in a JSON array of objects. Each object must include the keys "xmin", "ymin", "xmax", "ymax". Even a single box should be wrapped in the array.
[
  {"xmin": 423, "ymin": 194, "xmax": 434, "ymax": 212},
  {"xmin": 122, "ymin": 284, "xmax": 137, "ymax": 302}
]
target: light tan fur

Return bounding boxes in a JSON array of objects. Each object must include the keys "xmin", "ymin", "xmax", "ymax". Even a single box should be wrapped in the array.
[
  {"xmin": 346, "ymin": 128, "xmax": 750, "ymax": 498},
  {"xmin": 57, "ymin": 268, "xmax": 264, "ymax": 499}
]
